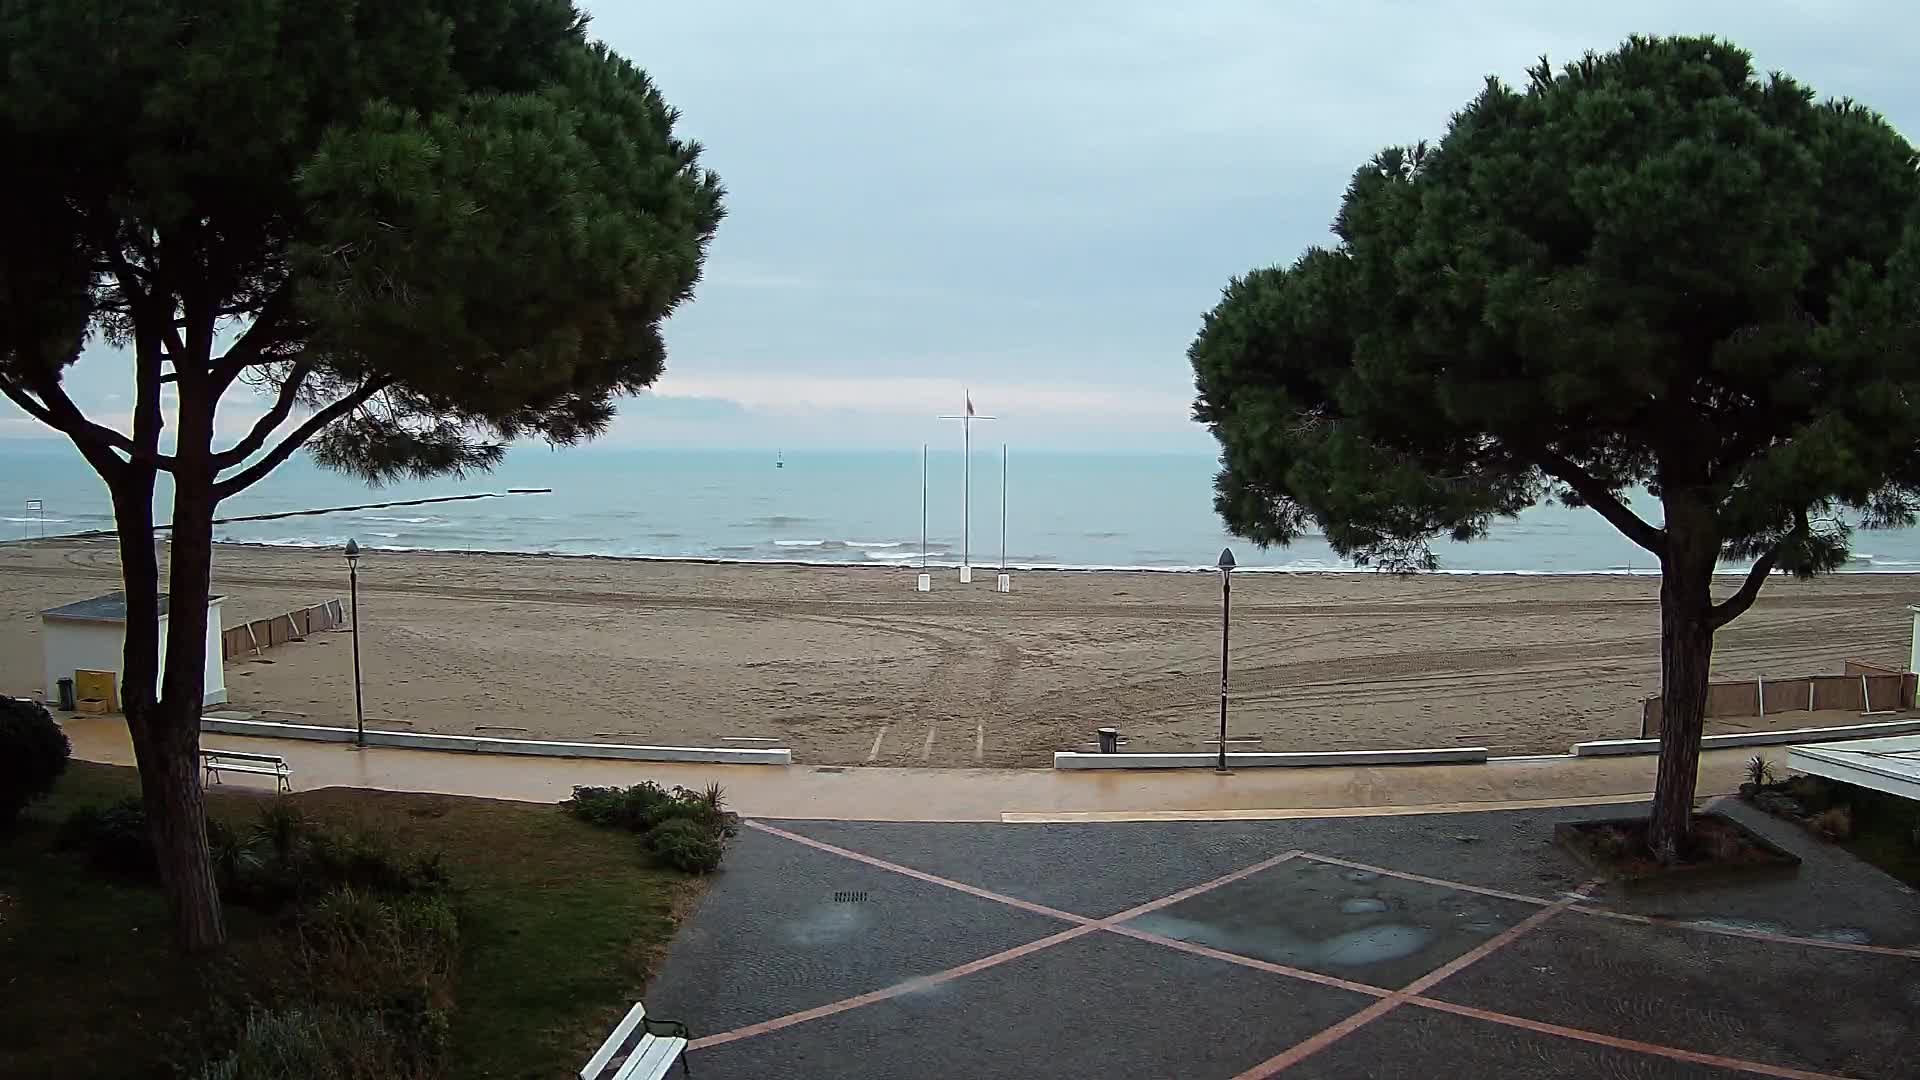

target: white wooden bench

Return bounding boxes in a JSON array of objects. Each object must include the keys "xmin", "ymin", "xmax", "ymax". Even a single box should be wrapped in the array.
[
  {"xmin": 200, "ymin": 748, "xmax": 292, "ymax": 794},
  {"xmin": 581, "ymin": 1001, "xmax": 690, "ymax": 1080}
]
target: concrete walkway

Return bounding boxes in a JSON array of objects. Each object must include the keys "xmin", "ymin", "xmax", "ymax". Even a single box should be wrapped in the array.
[{"xmin": 63, "ymin": 716, "xmax": 1762, "ymax": 821}]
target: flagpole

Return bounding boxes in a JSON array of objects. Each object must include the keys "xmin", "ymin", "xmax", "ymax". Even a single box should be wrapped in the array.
[
  {"xmin": 921, "ymin": 443, "xmax": 928, "ymax": 570},
  {"xmin": 940, "ymin": 392, "xmax": 995, "ymax": 584},
  {"xmin": 1000, "ymin": 442, "xmax": 1007, "ymax": 571}
]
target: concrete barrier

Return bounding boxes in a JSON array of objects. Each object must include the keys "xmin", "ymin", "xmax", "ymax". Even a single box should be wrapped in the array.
[
  {"xmin": 1052, "ymin": 747, "xmax": 1488, "ymax": 770},
  {"xmin": 199, "ymin": 716, "xmax": 792, "ymax": 765},
  {"xmin": 1574, "ymin": 717, "xmax": 1920, "ymax": 757}
]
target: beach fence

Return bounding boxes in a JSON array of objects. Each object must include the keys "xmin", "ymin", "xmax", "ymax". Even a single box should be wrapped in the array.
[
  {"xmin": 1639, "ymin": 659, "xmax": 1917, "ymax": 738},
  {"xmin": 221, "ymin": 600, "xmax": 346, "ymax": 661}
]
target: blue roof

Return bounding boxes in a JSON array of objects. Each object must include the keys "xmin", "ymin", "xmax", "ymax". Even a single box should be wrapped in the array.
[{"xmin": 39, "ymin": 592, "xmax": 218, "ymax": 622}]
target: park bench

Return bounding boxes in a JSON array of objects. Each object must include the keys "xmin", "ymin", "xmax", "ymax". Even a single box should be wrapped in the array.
[
  {"xmin": 581, "ymin": 1001, "xmax": 690, "ymax": 1080},
  {"xmin": 200, "ymin": 748, "xmax": 292, "ymax": 794}
]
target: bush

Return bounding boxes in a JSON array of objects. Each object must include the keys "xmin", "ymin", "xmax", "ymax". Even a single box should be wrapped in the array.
[
  {"xmin": 296, "ymin": 887, "xmax": 460, "ymax": 1001},
  {"xmin": 0, "ymin": 696, "xmax": 70, "ymax": 826},
  {"xmin": 58, "ymin": 797, "xmax": 154, "ymax": 875},
  {"xmin": 224, "ymin": 807, "xmax": 449, "ymax": 913},
  {"xmin": 194, "ymin": 1006, "xmax": 433, "ymax": 1080},
  {"xmin": 644, "ymin": 817, "xmax": 725, "ymax": 874},
  {"xmin": 1812, "ymin": 806, "xmax": 1854, "ymax": 841},
  {"xmin": 563, "ymin": 781, "xmax": 736, "ymax": 872}
]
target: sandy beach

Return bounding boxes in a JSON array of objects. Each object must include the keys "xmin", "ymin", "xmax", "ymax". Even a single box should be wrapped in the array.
[{"xmin": 2, "ymin": 538, "xmax": 1914, "ymax": 765}]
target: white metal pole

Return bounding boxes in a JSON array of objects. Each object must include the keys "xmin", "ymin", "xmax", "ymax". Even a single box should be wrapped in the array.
[
  {"xmin": 963, "ymin": 415, "xmax": 971, "ymax": 578},
  {"xmin": 921, "ymin": 443, "xmax": 928, "ymax": 569},
  {"xmin": 1000, "ymin": 442, "xmax": 1007, "ymax": 570}
]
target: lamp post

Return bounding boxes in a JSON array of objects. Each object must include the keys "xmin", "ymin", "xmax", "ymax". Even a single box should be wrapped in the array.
[
  {"xmin": 345, "ymin": 539, "xmax": 365, "ymax": 749},
  {"xmin": 1216, "ymin": 547, "xmax": 1235, "ymax": 773}
]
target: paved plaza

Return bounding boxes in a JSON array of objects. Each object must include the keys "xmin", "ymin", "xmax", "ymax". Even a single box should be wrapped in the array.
[{"xmin": 646, "ymin": 800, "xmax": 1919, "ymax": 1079}]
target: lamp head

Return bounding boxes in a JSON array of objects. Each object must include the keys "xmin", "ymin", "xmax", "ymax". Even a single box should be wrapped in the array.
[
  {"xmin": 1216, "ymin": 547, "xmax": 1236, "ymax": 571},
  {"xmin": 344, "ymin": 538, "xmax": 360, "ymax": 564}
]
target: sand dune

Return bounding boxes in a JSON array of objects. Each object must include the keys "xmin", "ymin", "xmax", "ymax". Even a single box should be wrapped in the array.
[{"xmin": 2, "ymin": 539, "xmax": 1913, "ymax": 765}]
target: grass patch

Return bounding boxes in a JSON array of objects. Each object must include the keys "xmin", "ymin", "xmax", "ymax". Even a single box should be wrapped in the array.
[{"xmin": 0, "ymin": 763, "xmax": 705, "ymax": 1079}]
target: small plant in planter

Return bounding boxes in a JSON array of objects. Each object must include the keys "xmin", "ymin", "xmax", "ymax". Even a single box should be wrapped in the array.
[{"xmin": 1741, "ymin": 754, "xmax": 1775, "ymax": 794}]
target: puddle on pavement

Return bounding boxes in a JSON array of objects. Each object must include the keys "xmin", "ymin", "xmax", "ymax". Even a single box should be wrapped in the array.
[
  {"xmin": 1126, "ymin": 859, "xmax": 1524, "ymax": 986},
  {"xmin": 787, "ymin": 904, "xmax": 866, "ymax": 947}
]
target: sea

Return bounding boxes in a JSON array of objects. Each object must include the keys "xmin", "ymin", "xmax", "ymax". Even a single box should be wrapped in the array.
[{"xmin": 5, "ymin": 442, "xmax": 1920, "ymax": 575}]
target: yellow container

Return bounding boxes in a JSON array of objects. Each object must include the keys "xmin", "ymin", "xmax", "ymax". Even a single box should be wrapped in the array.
[{"xmin": 74, "ymin": 669, "xmax": 118, "ymax": 713}]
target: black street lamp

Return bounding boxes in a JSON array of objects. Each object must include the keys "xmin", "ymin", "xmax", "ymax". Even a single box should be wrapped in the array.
[
  {"xmin": 345, "ymin": 539, "xmax": 365, "ymax": 749},
  {"xmin": 1216, "ymin": 546, "xmax": 1235, "ymax": 774}
]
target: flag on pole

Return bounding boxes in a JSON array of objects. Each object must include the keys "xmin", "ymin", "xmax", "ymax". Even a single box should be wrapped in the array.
[{"xmin": 965, "ymin": 390, "xmax": 975, "ymax": 417}]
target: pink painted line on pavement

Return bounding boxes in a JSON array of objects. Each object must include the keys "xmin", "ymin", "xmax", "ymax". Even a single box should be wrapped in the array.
[
  {"xmin": 1103, "ymin": 924, "xmax": 1392, "ymax": 999},
  {"xmin": 1407, "ymin": 998, "xmax": 1852, "ymax": 1080},
  {"xmin": 698, "ymin": 825, "xmax": 1308, "ymax": 1051},
  {"xmin": 1230, "ymin": 884, "xmax": 1597, "ymax": 1079},
  {"xmin": 1294, "ymin": 852, "xmax": 1554, "ymax": 906},
  {"xmin": 688, "ymin": 921, "xmax": 1102, "ymax": 1050},
  {"xmin": 704, "ymin": 825, "xmax": 1906, "ymax": 1077},
  {"xmin": 746, "ymin": 820, "xmax": 1092, "ymax": 925},
  {"xmin": 1302, "ymin": 850, "xmax": 1920, "ymax": 961}
]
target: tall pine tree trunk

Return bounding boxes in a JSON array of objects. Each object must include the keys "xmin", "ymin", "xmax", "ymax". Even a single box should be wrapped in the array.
[
  {"xmin": 1648, "ymin": 493, "xmax": 1718, "ymax": 861},
  {"xmin": 107, "ymin": 361, "xmax": 227, "ymax": 951},
  {"xmin": 150, "ymin": 387, "xmax": 226, "ymax": 950}
]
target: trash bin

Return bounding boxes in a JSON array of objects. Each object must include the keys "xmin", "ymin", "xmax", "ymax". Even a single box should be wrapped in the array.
[
  {"xmin": 1097, "ymin": 727, "xmax": 1119, "ymax": 754},
  {"xmin": 56, "ymin": 676, "xmax": 76, "ymax": 712}
]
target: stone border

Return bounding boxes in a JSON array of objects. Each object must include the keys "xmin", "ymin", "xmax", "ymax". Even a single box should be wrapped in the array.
[
  {"xmin": 1572, "ymin": 717, "xmax": 1920, "ymax": 757},
  {"xmin": 199, "ymin": 715, "xmax": 791, "ymax": 765},
  {"xmin": 1051, "ymin": 747, "xmax": 1487, "ymax": 770}
]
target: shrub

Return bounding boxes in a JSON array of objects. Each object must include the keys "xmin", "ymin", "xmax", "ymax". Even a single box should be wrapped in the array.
[
  {"xmin": 644, "ymin": 817, "xmax": 725, "ymax": 874},
  {"xmin": 0, "ymin": 696, "xmax": 70, "ymax": 826},
  {"xmin": 227, "ymin": 808, "xmax": 448, "ymax": 912},
  {"xmin": 296, "ymin": 887, "xmax": 460, "ymax": 1003},
  {"xmin": 58, "ymin": 797, "xmax": 154, "ymax": 875},
  {"xmin": 562, "ymin": 781, "xmax": 737, "ymax": 837},
  {"xmin": 1812, "ymin": 806, "xmax": 1854, "ymax": 841},
  {"xmin": 194, "ymin": 1006, "xmax": 432, "ymax": 1080},
  {"xmin": 208, "ymin": 818, "xmax": 267, "ymax": 896},
  {"xmin": 1744, "ymin": 755, "xmax": 1775, "ymax": 787}
]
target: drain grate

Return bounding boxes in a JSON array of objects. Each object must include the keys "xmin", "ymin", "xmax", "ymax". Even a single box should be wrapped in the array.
[{"xmin": 833, "ymin": 890, "xmax": 870, "ymax": 903}]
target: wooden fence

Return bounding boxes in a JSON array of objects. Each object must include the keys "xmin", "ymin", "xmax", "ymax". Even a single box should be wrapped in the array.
[
  {"xmin": 1640, "ymin": 660, "xmax": 1917, "ymax": 737},
  {"xmin": 221, "ymin": 599, "xmax": 346, "ymax": 660}
]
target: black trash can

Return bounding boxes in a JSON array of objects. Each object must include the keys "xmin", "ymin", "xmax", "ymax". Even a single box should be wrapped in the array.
[
  {"xmin": 56, "ymin": 676, "xmax": 76, "ymax": 712},
  {"xmin": 1096, "ymin": 727, "xmax": 1119, "ymax": 754}
]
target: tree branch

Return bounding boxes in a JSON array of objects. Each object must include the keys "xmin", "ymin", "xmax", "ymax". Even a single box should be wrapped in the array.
[
  {"xmin": 208, "ymin": 284, "xmax": 295, "ymax": 395},
  {"xmin": 1535, "ymin": 450, "xmax": 1666, "ymax": 556},
  {"xmin": 211, "ymin": 360, "xmax": 311, "ymax": 468},
  {"xmin": 0, "ymin": 369, "xmax": 172, "ymax": 469},
  {"xmin": 1710, "ymin": 512, "xmax": 1805, "ymax": 630},
  {"xmin": 212, "ymin": 377, "xmax": 391, "ymax": 500}
]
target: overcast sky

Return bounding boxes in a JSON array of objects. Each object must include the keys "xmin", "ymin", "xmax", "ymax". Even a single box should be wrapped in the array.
[{"xmin": 7, "ymin": 1, "xmax": 1918, "ymax": 452}]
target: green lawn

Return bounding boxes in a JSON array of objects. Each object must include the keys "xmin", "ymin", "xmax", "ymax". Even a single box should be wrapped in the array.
[{"xmin": 0, "ymin": 763, "xmax": 705, "ymax": 1079}]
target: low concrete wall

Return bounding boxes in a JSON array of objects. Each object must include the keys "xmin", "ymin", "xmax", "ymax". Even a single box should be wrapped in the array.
[
  {"xmin": 199, "ymin": 716, "xmax": 792, "ymax": 765},
  {"xmin": 1575, "ymin": 717, "xmax": 1920, "ymax": 758},
  {"xmin": 1052, "ymin": 747, "xmax": 1488, "ymax": 770}
]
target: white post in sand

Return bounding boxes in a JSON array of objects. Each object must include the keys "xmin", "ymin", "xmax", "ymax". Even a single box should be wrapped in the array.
[
  {"xmin": 996, "ymin": 442, "xmax": 1011, "ymax": 593},
  {"xmin": 916, "ymin": 443, "xmax": 931, "ymax": 593},
  {"xmin": 939, "ymin": 392, "xmax": 995, "ymax": 584}
]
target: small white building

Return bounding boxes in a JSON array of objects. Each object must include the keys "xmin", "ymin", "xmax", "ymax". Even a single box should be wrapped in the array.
[{"xmin": 39, "ymin": 592, "xmax": 227, "ymax": 709}]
